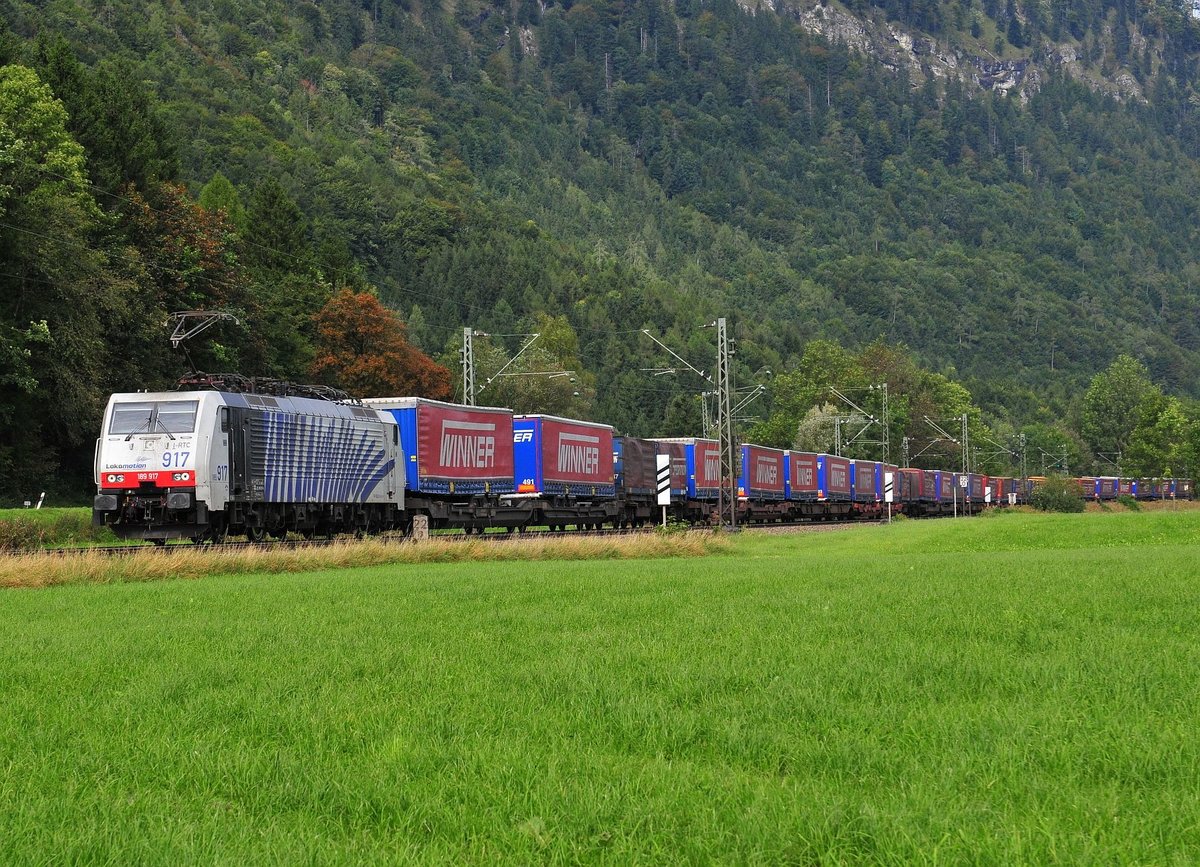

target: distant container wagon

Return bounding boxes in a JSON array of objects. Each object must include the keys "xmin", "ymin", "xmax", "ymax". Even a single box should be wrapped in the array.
[
  {"xmin": 1096, "ymin": 477, "xmax": 1119, "ymax": 500},
  {"xmin": 851, "ymin": 460, "xmax": 879, "ymax": 503},
  {"xmin": 1078, "ymin": 476, "xmax": 1098, "ymax": 499},
  {"xmin": 1135, "ymin": 478, "xmax": 1164, "ymax": 499},
  {"xmin": 514, "ymin": 415, "xmax": 615, "ymax": 496},
  {"xmin": 1118, "ymin": 478, "xmax": 1135, "ymax": 496},
  {"xmin": 901, "ymin": 468, "xmax": 934, "ymax": 503},
  {"xmin": 954, "ymin": 472, "xmax": 985, "ymax": 501},
  {"xmin": 614, "ymin": 436, "xmax": 656, "ymax": 496},
  {"xmin": 652, "ymin": 438, "xmax": 720, "ymax": 499},
  {"xmin": 364, "ymin": 397, "xmax": 514, "ymax": 495},
  {"xmin": 818, "ymin": 455, "xmax": 852, "ymax": 501},
  {"xmin": 785, "ymin": 451, "xmax": 819, "ymax": 501},
  {"xmin": 878, "ymin": 458, "xmax": 897, "ymax": 499},
  {"xmin": 934, "ymin": 470, "xmax": 955, "ymax": 503},
  {"xmin": 992, "ymin": 477, "xmax": 1016, "ymax": 502},
  {"xmin": 738, "ymin": 444, "xmax": 785, "ymax": 500},
  {"xmin": 655, "ymin": 440, "xmax": 689, "ymax": 498}
]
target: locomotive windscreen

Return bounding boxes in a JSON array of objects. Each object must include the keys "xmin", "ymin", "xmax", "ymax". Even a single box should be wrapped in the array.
[{"xmin": 109, "ymin": 400, "xmax": 199, "ymax": 435}]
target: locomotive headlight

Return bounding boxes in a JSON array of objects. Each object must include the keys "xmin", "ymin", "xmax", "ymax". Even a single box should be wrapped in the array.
[
  {"xmin": 106, "ymin": 473, "xmax": 125, "ymax": 484},
  {"xmin": 106, "ymin": 474, "xmax": 116, "ymax": 483}
]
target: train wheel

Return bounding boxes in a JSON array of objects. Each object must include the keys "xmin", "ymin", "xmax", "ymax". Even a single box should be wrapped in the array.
[{"xmin": 245, "ymin": 526, "xmax": 266, "ymax": 544}]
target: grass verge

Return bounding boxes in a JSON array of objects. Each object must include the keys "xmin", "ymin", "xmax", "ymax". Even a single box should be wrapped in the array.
[{"xmin": 0, "ymin": 531, "xmax": 730, "ymax": 589}]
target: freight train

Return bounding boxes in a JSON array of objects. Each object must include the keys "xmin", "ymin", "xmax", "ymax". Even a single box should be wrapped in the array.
[{"xmin": 92, "ymin": 380, "xmax": 1194, "ymax": 543}]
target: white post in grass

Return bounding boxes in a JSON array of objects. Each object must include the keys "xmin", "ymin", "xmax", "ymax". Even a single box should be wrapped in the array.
[
  {"xmin": 656, "ymin": 454, "xmax": 671, "ymax": 529},
  {"xmin": 884, "ymin": 471, "xmax": 894, "ymax": 524}
]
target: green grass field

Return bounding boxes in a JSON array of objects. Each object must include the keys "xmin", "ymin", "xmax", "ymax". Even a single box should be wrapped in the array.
[{"xmin": 2, "ymin": 511, "xmax": 1199, "ymax": 862}]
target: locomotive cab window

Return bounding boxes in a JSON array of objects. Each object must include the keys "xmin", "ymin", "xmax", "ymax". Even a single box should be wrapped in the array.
[
  {"xmin": 157, "ymin": 401, "xmax": 198, "ymax": 433},
  {"xmin": 109, "ymin": 400, "xmax": 199, "ymax": 435},
  {"xmin": 109, "ymin": 402, "xmax": 156, "ymax": 435}
]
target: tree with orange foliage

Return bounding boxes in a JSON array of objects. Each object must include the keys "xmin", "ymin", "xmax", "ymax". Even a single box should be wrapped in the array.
[{"xmin": 310, "ymin": 288, "xmax": 452, "ymax": 399}]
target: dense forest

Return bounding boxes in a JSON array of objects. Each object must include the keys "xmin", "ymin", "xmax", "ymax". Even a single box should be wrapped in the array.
[{"xmin": 3, "ymin": 0, "xmax": 1200, "ymax": 500}]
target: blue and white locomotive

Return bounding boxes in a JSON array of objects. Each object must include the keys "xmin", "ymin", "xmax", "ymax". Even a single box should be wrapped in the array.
[{"xmin": 93, "ymin": 389, "xmax": 403, "ymax": 543}]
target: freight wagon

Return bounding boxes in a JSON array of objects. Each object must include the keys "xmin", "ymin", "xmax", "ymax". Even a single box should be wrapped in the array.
[
  {"xmin": 658, "ymin": 440, "xmax": 689, "ymax": 500},
  {"xmin": 512, "ymin": 415, "xmax": 617, "ymax": 529},
  {"xmin": 736, "ymin": 444, "xmax": 788, "ymax": 521},
  {"xmin": 785, "ymin": 451, "xmax": 819, "ymax": 502},
  {"xmin": 614, "ymin": 436, "xmax": 659, "ymax": 526},
  {"xmin": 364, "ymin": 397, "xmax": 519, "ymax": 531},
  {"xmin": 933, "ymin": 470, "xmax": 956, "ymax": 514},
  {"xmin": 651, "ymin": 437, "xmax": 723, "ymax": 521}
]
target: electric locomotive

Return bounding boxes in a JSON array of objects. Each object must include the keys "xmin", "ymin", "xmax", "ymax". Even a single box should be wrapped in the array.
[{"xmin": 93, "ymin": 387, "xmax": 403, "ymax": 543}]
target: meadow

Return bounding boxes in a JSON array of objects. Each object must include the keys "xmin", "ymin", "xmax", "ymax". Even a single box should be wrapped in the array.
[{"xmin": 1, "ymin": 511, "xmax": 1199, "ymax": 862}]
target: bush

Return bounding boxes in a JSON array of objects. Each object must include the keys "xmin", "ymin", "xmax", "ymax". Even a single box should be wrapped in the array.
[
  {"xmin": 1117, "ymin": 494, "xmax": 1141, "ymax": 511},
  {"xmin": 1030, "ymin": 476, "xmax": 1086, "ymax": 513},
  {"xmin": 0, "ymin": 516, "xmax": 46, "ymax": 552},
  {"xmin": 0, "ymin": 509, "xmax": 115, "ymax": 551},
  {"xmin": 656, "ymin": 516, "xmax": 692, "ymax": 536}
]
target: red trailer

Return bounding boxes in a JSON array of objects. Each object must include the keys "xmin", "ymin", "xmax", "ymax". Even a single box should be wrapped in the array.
[
  {"xmin": 364, "ymin": 397, "xmax": 515, "ymax": 495},
  {"xmin": 818, "ymin": 455, "xmax": 852, "ymax": 501},
  {"xmin": 786, "ymin": 451, "xmax": 819, "ymax": 501},
  {"xmin": 738, "ymin": 444, "xmax": 786, "ymax": 500},
  {"xmin": 513, "ymin": 415, "xmax": 615, "ymax": 496}
]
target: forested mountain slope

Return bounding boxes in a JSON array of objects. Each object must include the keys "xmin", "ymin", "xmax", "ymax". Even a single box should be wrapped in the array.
[{"xmin": 4, "ymin": 0, "xmax": 1200, "ymax": 493}]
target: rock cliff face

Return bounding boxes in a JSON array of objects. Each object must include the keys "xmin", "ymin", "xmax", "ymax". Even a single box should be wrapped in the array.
[{"xmin": 782, "ymin": 2, "xmax": 1145, "ymax": 102}]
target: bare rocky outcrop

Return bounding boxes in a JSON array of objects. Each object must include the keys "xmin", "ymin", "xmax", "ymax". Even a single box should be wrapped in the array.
[{"xmin": 788, "ymin": 1, "xmax": 1144, "ymax": 103}]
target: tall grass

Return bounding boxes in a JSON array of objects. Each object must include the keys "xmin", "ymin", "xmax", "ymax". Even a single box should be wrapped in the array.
[{"xmin": 0, "ymin": 532, "xmax": 729, "ymax": 589}]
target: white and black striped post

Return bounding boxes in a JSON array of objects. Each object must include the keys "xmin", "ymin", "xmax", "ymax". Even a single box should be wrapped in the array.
[
  {"xmin": 883, "ymin": 471, "xmax": 893, "ymax": 523},
  {"xmin": 656, "ymin": 454, "xmax": 671, "ymax": 527}
]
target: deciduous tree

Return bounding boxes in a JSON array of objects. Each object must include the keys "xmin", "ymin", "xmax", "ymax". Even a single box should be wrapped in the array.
[
  {"xmin": 310, "ymin": 288, "xmax": 452, "ymax": 399},
  {"xmin": 1081, "ymin": 355, "xmax": 1157, "ymax": 460}
]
